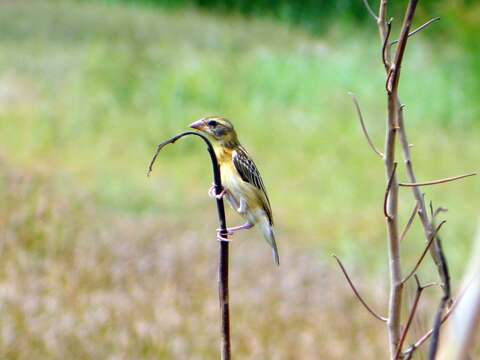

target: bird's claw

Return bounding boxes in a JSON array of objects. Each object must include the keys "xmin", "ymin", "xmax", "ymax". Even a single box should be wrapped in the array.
[
  {"xmin": 215, "ymin": 189, "xmax": 226, "ymax": 199},
  {"xmin": 216, "ymin": 233, "xmax": 231, "ymax": 242},
  {"xmin": 208, "ymin": 185, "xmax": 226, "ymax": 199},
  {"xmin": 217, "ymin": 228, "xmax": 234, "ymax": 236},
  {"xmin": 217, "ymin": 228, "xmax": 233, "ymax": 241},
  {"xmin": 208, "ymin": 185, "xmax": 216, "ymax": 198}
]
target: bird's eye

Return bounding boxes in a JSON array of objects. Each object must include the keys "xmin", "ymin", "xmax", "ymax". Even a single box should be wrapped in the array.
[{"xmin": 207, "ymin": 120, "xmax": 218, "ymax": 127}]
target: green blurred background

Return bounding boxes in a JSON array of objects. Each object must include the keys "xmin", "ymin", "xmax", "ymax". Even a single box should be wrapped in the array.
[{"xmin": 0, "ymin": 0, "xmax": 478, "ymax": 358}]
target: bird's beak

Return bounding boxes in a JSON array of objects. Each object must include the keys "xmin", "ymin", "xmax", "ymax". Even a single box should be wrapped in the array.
[{"xmin": 189, "ymin": 119, "xmax": 207, "ymax": 132}]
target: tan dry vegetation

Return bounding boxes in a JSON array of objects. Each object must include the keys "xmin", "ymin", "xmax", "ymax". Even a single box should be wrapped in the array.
[{"xmin": 0, "ymin": 160, "xmax": 393, "ymax": 358}]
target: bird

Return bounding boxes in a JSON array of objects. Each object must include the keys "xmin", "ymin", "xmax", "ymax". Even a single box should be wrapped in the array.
[{"xmin": 190, "ymin": 116, "xmax": 280, "ymax": 266}]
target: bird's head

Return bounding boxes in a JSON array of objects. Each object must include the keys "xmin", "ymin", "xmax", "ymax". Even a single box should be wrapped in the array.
[{"xmin": 190, "ymin": 116, "xmax": 239, "ymax": 148}]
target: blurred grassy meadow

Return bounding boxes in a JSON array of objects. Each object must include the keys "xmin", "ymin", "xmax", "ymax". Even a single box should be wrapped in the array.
[{"xmin": 0, "ymin": 0, "xmax": 479, "ymax": 358}]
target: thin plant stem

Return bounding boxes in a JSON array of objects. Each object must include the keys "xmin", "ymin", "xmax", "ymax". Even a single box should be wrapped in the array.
[
  {"xmin": 332, "ymin": 255, "xmax": 388, "ymax": 322},
  {"xmin": 349, "ymin": 92, "xmax": 384, "ymax": 159},
  {"xmin": 394, "ymin": 275, "xmax": 425, "ymax": 360},
  {"xmin": 381, "ymin": 1, "xmax": 419, "ymax": 356},
  {"xmin": 148, "ymin": 131, "xmax": 231, "ymax": 360},
  {"xmin": 390, "ymin": 17, "xmax": 440, "ymax": 45},
  {"xmin": 402, "ymin": 220, "xmax": 447, "ymax": 285},
  {"xmin": 399, "ymin": 172, "xmax": 476, "ymax": 187}
]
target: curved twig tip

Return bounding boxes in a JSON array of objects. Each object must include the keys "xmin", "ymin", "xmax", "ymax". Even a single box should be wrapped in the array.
[
  {"xmin": 349, "ymin": 93, "xmax": 384, "ymax": 159},
  {"xmin": 399, "ymin": 172, "xmax": 476, "ymax": 187},
  {"xmin": 333, "ymin": 254, "xmax": 388, "ymax": 322},
  {"xmin": 382, "ymin": 20, "xmax": 393, "ymax": 70}
]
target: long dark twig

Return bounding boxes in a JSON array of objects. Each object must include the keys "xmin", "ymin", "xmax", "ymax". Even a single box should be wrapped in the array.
[
  {"xmin": 394, "ymin": 275, "xmax": 425, "ymax": 360},
  {"xmin": 382, "ymin": 18, "xmax": 393, "ymax": 70},
  {"xmin": 349, "ymin": 92, "xmax": 384, "ymax": 158},
  {"xmin": 427, "ymin": 205, "xmax": 452, "ymax": 360},
  {"xmin": 403, "ymin": 280, "xmax": 472, "ymax": 358},
  {"xmin": 148, "ymin": 131, "xmax": 231, "ymax": 360},
  {"xmin": 429, "ymin": 203, "xmax": 451, "ymax": 304},
  {"xmin": 401, "ymin": 220, "xmax": 447, "ymax": 284},
  {"xmin": 332, "ymin": 254, "xmax": 388, "ymax": 322},
  {"xmin": 399, "ymin": 172, "xmax": 476, "ymax": 187},
  {"xmin": 390, "ymin": 17, "xmax": 441, "ymax": 45},
  {"xmin": 428, "ymin": 285, "xmax": 449, "ymax": 359}
]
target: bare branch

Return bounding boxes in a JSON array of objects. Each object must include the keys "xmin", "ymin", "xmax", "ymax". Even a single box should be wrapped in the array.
[
  {"xmin": 394, "ymin": 275, "xmax": 425, "ymax": 359},
  {"xmin": 397, "ymin": 97, "xmax": 445, "ymax": 281},
  {"xmin": 390, "ymin": 17, "xmax": 441, "ymax": 45},
  {"xmin": 348, "ymin": 93, "xmax": 384, "ymax": 158},
  {"xmin": 405, "ymin": 281, "xmax": 472, "ymax": 358},
  {"xmin": 387, "ymin": 0, "xmax": 419, "ymax": 94},
  {"xmin": 384, "ymin": 162, "xmax": 398, "ymax": 220},
  {"xmin": 416, "ymin": 299, "xmax": 458, "ymax": 344},
  {"xmin": 332, "ymin": 254, "xmax": 388, "ymax": 322},
  {"xmin": 399, "ymin": 202, "xmax": 419, "ymax": 242},
  {"xmin": 373, "ymin": 1, "xmax": 456, "ymax": 358},
  {"xmin": 402, "ymin": 220, "xmax": 447, "ymax": 284},
  {"xmin": 381, "ymin": 2, "xmax": 420, "ymax": 355},
  {"xmin": 378, "ymin": 0, "xmax": 387, "ymax": 24},
  {"xmin": 399, "ymin": 172, "xmax": 476, "ymax": 187},
  {"xmin": 429, "ymin": 292, "xmax": 450, "ymax": 359},
  {"xmin": 428, "ymin": 209, "xmax": 452, "ymax": 359},
  {"xmin": 362, "ymin": 0, "xmax": 378, "ymax": 20}
]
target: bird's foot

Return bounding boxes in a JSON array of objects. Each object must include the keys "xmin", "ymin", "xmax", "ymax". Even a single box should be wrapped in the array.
[
  {"xmin": 208, "ymin": 184, "xmax": 226, "ymax": 199},
  {"xmin": 208, "ymin": 184, "xmax": 216, "ymax": 198},
  {"xmin": 216, "ymin": 231, "xmax": 231, "ymax": 242},
  {"xmin": 216, "ymin": 228, "xmax": 234, "ymax": 237},
  {"xmin": 217, "ymin": 222, "xmax": 253, "ymax": 235}
]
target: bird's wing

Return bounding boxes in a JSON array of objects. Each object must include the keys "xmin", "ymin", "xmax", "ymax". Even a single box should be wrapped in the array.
[{"xmin": 232, "ymin": 147, "xmax": 273, "ymax": 225}]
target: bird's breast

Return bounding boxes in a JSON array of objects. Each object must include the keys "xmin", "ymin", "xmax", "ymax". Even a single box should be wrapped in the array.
[
  {"xmin": 220, "ymin": 161, "xmax": 241, "ymax": 191},
  {"xmin": 221, "ymin": 161, "xmax": 261, "ymax": 208}
]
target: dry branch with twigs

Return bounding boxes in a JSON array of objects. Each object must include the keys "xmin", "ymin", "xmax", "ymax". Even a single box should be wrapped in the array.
[
  {"xmin": 380, "ymin": 1, "xmax": 418, "ymax": 355},
  {"xmin": 394, "ymin": 275, "xmax": 434, "ymax": 360},
  {"xmin": 334, "ymin": 1, "xmax": 477, "ymax": 359}
]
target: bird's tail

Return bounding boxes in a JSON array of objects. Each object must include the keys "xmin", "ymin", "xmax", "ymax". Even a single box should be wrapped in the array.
[{"xmin": 259, "ymin": 219, "xmax": 280, "ymax": 266}]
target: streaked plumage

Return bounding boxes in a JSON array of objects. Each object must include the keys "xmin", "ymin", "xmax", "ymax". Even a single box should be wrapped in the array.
[{"xmin": 190, "ymin": 116, "xmax": 279, "ymax": 266}]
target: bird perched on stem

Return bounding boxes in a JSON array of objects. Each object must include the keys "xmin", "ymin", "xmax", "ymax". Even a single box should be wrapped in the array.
[{"xmin": 190, "ymin": 116, "xmax": 279, "ymax": 266}]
